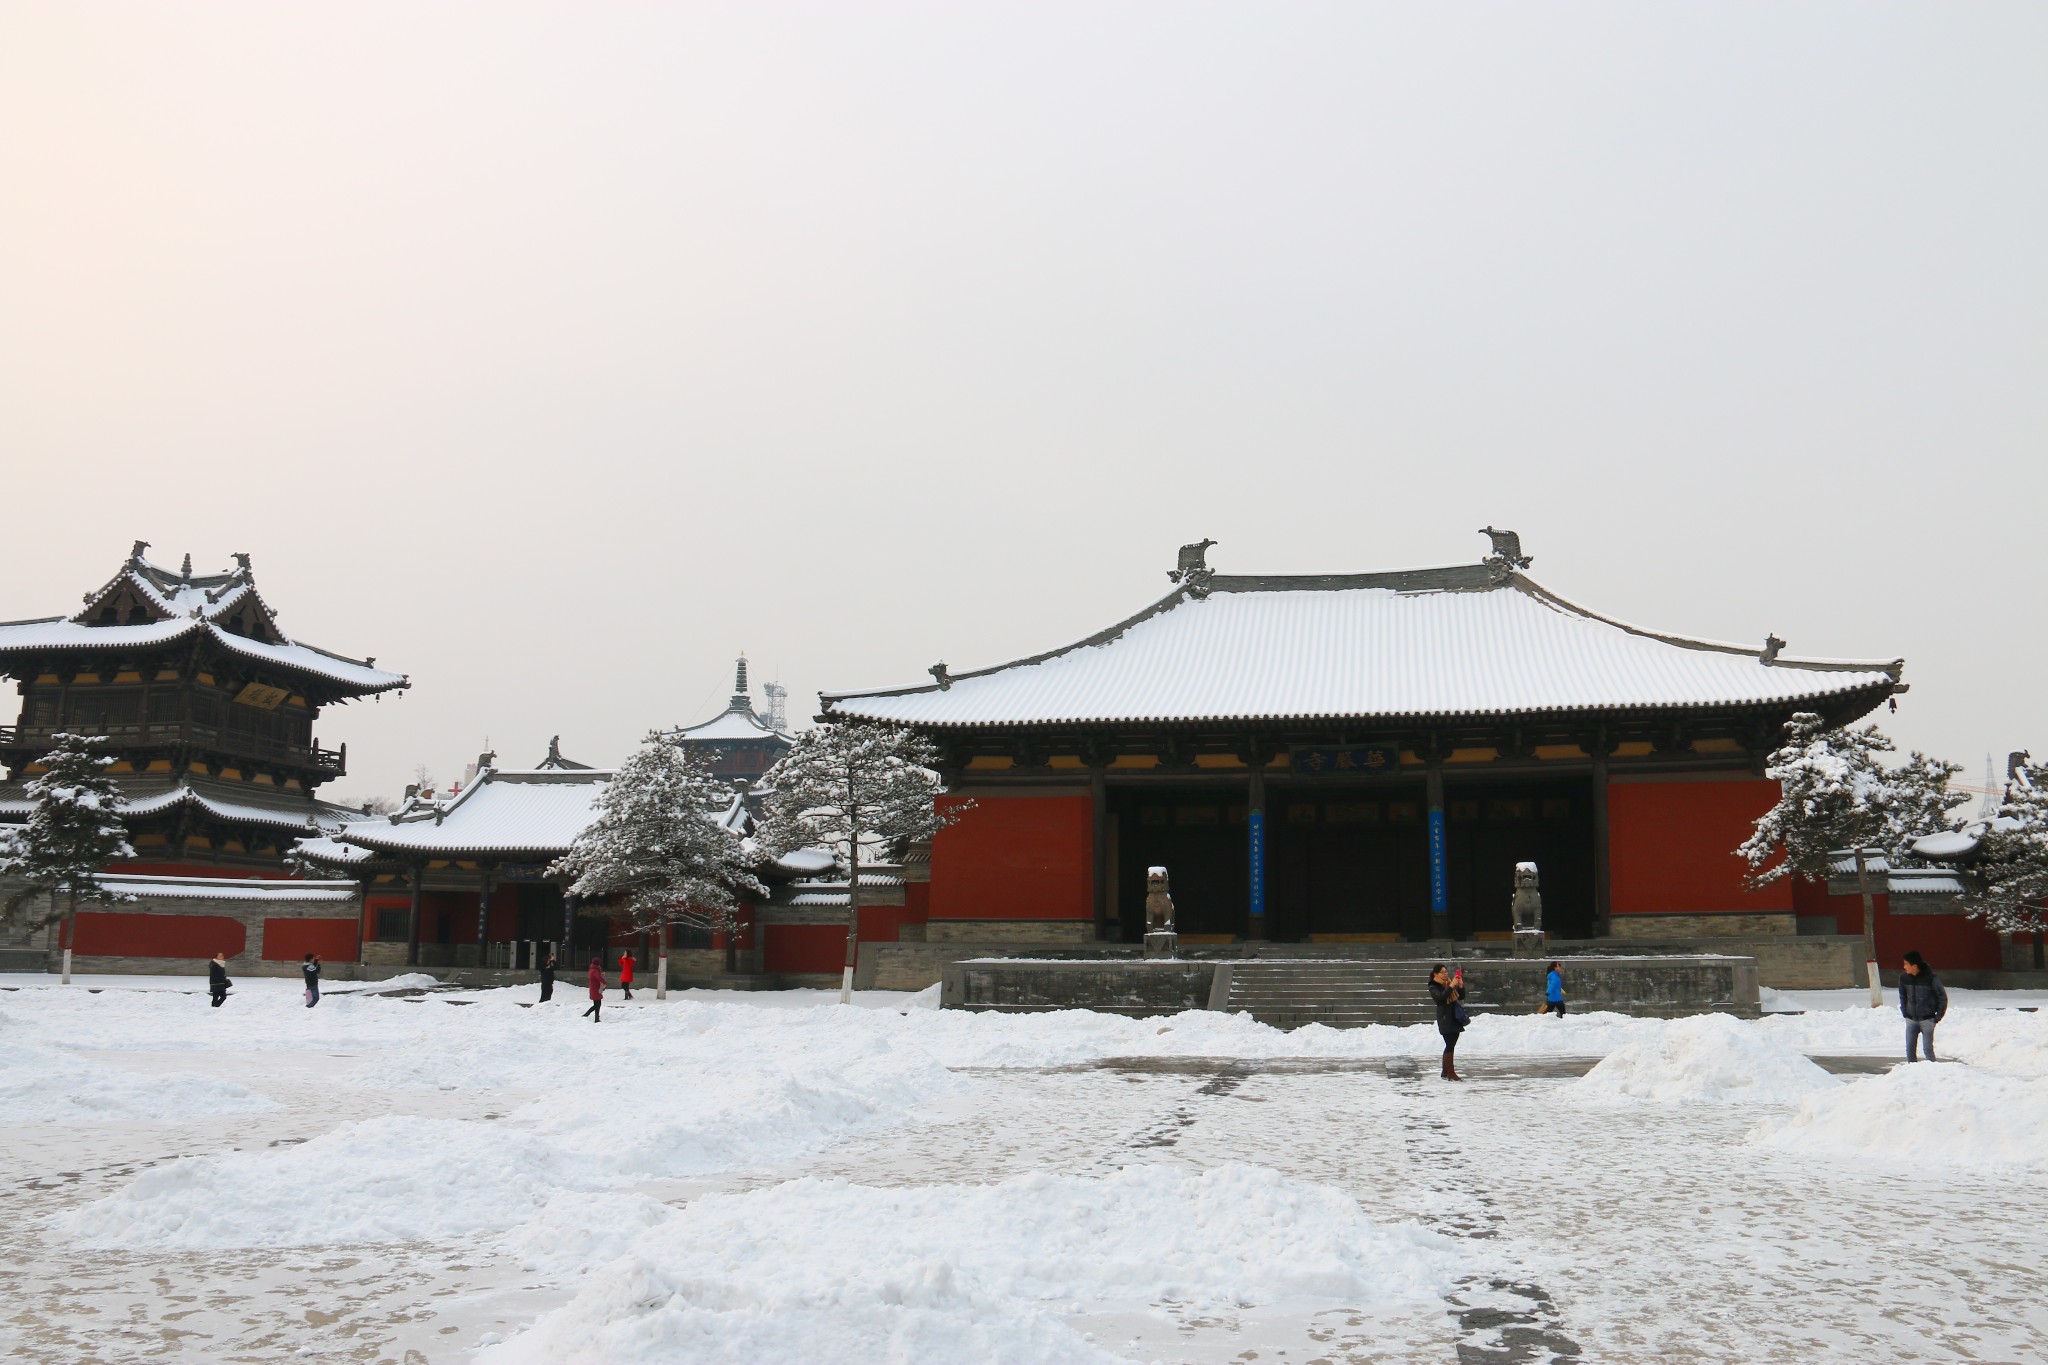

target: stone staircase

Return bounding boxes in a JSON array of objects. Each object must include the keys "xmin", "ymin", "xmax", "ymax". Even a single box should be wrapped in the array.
[{"xmin": 1218, "ymin": 959, "xmax": 1491, "ymax": 1029}]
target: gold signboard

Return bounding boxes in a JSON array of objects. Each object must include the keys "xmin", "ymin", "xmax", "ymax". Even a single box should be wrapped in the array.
[{"xmin": 233, "ymin": 681, "xmax": 290, "ymax": 711}]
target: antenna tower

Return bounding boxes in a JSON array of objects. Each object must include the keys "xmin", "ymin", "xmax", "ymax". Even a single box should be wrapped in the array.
[{"xmin": 762, "ymin": 679, "xmax": 789, "ymax": 731}]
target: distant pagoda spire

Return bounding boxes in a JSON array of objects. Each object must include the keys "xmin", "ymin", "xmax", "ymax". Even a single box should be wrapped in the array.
[{"xmin": 731, "ymin": 654, "xmax": 751, "ymax": 711}]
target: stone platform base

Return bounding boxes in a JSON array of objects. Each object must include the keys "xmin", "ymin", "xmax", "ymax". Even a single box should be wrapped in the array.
[
  {"xmin": 942, "ymin": 958, "xmax": 1216, "ymax": 1017},
  {"xmin": 942, "ymin": 952, "xmax": 1761, "ymax": 1024}
]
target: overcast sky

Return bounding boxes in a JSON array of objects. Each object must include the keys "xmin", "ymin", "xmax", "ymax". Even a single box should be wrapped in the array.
[{"xmin": 2, "ymin": 2, "xmax": 2042, "ymax": 803}]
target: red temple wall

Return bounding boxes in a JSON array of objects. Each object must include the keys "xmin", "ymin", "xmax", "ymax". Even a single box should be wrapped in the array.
[
  {"xmin": 262, "ymin": 918, "xmax": 360, "ymax": 962},
  {"xmin": 928, "ymin": 793, "xmax": 1093, "ymax": 922},
  {"xmin": 70, "ymin": 913, "xmax": 245, "ymax": 958},
  {"xmin": 1608, "ymin": 776, "xmax": 1792, "ymax": 916},
  {"xmin": 1789, "ymin": 878, "xmax": 2005, "ymax": 970},
  {"xmin": 764, "ymin": 923, "xmax": 847, "ymax": 975}
]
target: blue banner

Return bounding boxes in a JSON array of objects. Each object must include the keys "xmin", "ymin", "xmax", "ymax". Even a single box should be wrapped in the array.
[
  {"xmin": 1427, "ymin": 808, "xmax": 1447, "ymax": 917},
  {"xmin": 1248, "ymin": 809, "xmax": 1266, "ymax": 920}
]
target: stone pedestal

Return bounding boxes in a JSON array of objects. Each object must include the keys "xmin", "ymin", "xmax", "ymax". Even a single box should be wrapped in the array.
[
  {"xmin": 1143, "ymin": 931, "xmax": 1179, "ymax": 960},
  {"xmin": 1512, "ymin": 930, "xmax": 1545, "ymax": 958}
]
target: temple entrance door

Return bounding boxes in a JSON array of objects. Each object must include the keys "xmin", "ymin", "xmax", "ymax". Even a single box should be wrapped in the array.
[
  {"xmin": 1114, "ymin": 795, "xmax": 1250, "ymax": 940},
  {"xmin": 1270, "ymin": 790, "xmax": 1431, "ymax": 942}
]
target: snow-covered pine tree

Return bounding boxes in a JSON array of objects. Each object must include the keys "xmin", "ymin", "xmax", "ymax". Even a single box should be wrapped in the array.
[
  {"xmin": 1737, "ymin": 713, "xmax": 1960, "ymax": 1003},
  {"xmin": 547, "ymin": 732, "xmax": 762, "ymax": 999},
  {"xmin": 0, "ymin": 733, "xmax": 136, "ymax": 982},
  {"xmin": 1883, "ymin": 749, "xmax": 1969, "ymax": 865},
  {"xmin": 757, "ymin": 723, "xmax": 970, "ymax": 1004},
  {"xmin": 1960, "ymin": 758, "xmax": 2048, "ymax": 934}
]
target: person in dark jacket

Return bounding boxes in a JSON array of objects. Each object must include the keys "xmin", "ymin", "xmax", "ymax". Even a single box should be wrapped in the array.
[
  {"xmin": 539, "ymin": 952, "xmax": 556, "ymax": 1003},
  {"xmin": 1545, "ymin": 961, "xmax": 1566, "ymax": 1018},
  {"xmin": 582, "ymin": 957, "xmax": 605, "ymax": 1022},
  {"xmin": 208, "ymin": 952, "xmax": 231, "ymax": 1008},
  {"xmin": 1430, "ymin": 964, "xmax": 1467, "ymax": 1081},
  {"xmin": 301, "ymin": 953, "xmax": 321, "ymax": 1008},
  {"xmin": 620, "ymin": 951, "xmax": 635, "ymax": 1001},
  {"xmin": 1899, "ymin": 950, "xmax": 1948, "ymax": 1062}
]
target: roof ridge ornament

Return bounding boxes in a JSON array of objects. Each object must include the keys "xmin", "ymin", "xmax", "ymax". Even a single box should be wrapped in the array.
[
  {"xmin": 929, "ymin": 661, "xmax": 951, "ymax": 690},
  {"xmin": 1761, "ymin": 634, "xmax": 1786, "ymax": 665},
  {"xmin": 1479, "ymin": 527, "xmax": 1532, "ymax": 583},
  {"xmin": 1168, "ymin": 538, "xmax": 1217, "ymax": 599}
]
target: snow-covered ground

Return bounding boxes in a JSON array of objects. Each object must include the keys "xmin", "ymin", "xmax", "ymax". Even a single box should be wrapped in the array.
[{"xmin": 1, "ymin": 978, "xmax": 2044, "ymax": 1363}]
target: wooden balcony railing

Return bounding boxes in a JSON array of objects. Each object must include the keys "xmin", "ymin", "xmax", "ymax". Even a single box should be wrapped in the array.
[{"xmin": 0, "ymin": 723, "xmax": 344, "ymax": 778}]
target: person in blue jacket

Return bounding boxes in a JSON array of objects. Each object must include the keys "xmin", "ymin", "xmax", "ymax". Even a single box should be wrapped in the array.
[{"xmin": 1544, "ymin": 961, "xmax": 1566, "ymax": 1017}]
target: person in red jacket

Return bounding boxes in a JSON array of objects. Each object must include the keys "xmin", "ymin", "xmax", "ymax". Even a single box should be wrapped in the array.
[
  {"xmin": 620, "ymin": 951, "xmax": 635, "ymax": 1001},
  {"xmin": 582, "ymin": 957, "xmax": 605, "ymax": 1023}
]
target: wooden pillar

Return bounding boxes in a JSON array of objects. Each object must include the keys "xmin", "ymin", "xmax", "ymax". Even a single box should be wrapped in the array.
[
  {"xmin": 1426, "ymin": 760, "xmax": 1450, "ymax": 940},
  {"xmin": 1590, "ymin": 748, "xmax": 1612, "ymax": 938},
  {"xmin": 562, "ymin": 894, "xmax": 576, "ymax": 968},
  {"xmin": 1245, "ymin": 762, "xmax": 1268, "ymax": 941},
  {"xmin": 405, "ymin": 863, "xmax": 423, "ymax": 967},
  {"xmin": 1090, "ymin": 769, "xmax": 1109, "ymax": 943}
]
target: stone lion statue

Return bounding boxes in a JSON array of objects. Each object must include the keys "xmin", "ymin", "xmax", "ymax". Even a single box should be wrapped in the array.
[{"xmin": 1144, "ymin": 866, "xmax": 1175, "ymax": 933}]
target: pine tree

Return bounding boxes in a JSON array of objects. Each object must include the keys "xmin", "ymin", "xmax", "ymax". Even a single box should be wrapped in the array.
[
  {"xmin": 1960, "ymin": 760, "xmax": 2048, "ymax": 933},
  {"xmin": 0, "ymin": 733, "xmax": 136, "ymax": 980},
  {"xmin": 1738, "ymin": 713, "xmax": 1961, "ymax": 1001},
  {"xmin": 757, "ymin": 723, "xmax": 971, "ymax": 1003},
  {"xmin": 547, "ymin": 732, "xmax": 762, "ymax": 998}
]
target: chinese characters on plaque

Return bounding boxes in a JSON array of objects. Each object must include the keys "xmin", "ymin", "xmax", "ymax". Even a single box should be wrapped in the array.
[{"xmin": 1288, "ymin": 745, "xmax": 1399, "ymax": 775}]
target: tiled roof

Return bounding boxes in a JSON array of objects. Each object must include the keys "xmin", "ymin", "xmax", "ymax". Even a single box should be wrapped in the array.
[
  {"xmin": 0, "ymin": 776, "xmax": 361, "ymax": 833},
  {"xmin": 823, "ymin": 563, "xmax": 1902, "ymax": 728},
  {"xmin": 337, "ymin": 768, "xmax": 612, "ymax": 858},
  {"xmin": 98, "ymin": 873, "xmax": 358, "ymax": 903},
  {"xmin": 675, "ymin": 704, "xmax": 795, "ymax": 744},
  {"xmin": 0, "ymin": 551, "xmax": 405, "ymax": 695}
]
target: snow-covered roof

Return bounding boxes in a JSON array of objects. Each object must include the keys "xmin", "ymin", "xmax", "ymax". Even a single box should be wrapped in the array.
[
  {"xmin": 0, "ymin": 776, "xmax": 361, "ymax": 833},
  {"xmin": 1908, "ymin": 817, "xmax": 2026, "ymax": 865},
  {"xmin": 337, "ymin": 768, "xmax": 613, "ymax": 858},
  {"xmin": 769, "ymin": 846, "xmax": 839, "ymax": 876},
  {"xmin": 291, "ymin": 832, "xmax": 376, "ymax": 865},
  {"xmin": 822, "ymin": 562, "xmax": 1903, "ymax": 729},
  {"xmin": 98, "ymin": 873, "xmax": 358, "ymax": 903},
  {"xmin": 0, "ymin": 549, "xmax": 405, "ymax": 696},
  {"xmin": 1824, "ymin": 849, "xmax": 1967, "ymax": 899},
  {"xmin": 676, "ymin": 656, "xmax": 797, "ymax": 746},
  {"xmin": 676, "ymin": 706, "xmax": 794, "ymax": 743}
]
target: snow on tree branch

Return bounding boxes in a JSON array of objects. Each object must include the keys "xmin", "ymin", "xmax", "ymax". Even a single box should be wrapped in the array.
[
  {"xmin": 1737, "ymin": 713, "xmax": 1963, "ymax": 887},
  {"xmin": 546, "ymin": 732, "xmax": 763, "ymax": 938},
  {"xmin": 1959, "ymin": 759, "xmax": 2048, "ymax": 934},
  {"xmin": 755, "ymin": 723, "xmax": 968, "ymax": 869},
  {"xmin": 0, "ymin": 733, "xmax": 137, "ymax": 929}
]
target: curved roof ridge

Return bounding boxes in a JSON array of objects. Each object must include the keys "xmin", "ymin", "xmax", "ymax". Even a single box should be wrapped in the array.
[
  {"xmin": 1510, "ymin": 575, "xmax": 1904, "ymax": 675},
  {"xmin": 820, "ymin": 557, "xmax": 1905, "ymax": 729},
  {"xmin": 822, "ymin": 583, "xmax": 1196, "ymax": 706}
]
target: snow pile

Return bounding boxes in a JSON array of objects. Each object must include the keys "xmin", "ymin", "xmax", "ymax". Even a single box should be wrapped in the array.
[
  {"xmin": 344, "ymin": 972, "xmax": 441, "ymax": 993},
  {"xmin": 481, "ymin": 1163, "xmax": 1460, "ymax": 1365},
  {"xmin": 501, "ymin": 1193, "xmax": 678, "ymax": 1275},
  {"xmin": 0, "ymin": 1040, "xmax": 278, "ymax": 1123},
  {"xmin": 62, "ymin": 1114, "xmax": 602, "ymax": 1248},
  {"xmin": 1751, "ymin": 1064, "xmax": 2048, "ymax": 1171},
  {"xmin": 1569, "ymin": 1013, "xmax": 1838, "ymax": 1105}
]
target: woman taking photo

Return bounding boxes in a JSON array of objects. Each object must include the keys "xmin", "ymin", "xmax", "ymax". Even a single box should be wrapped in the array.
[{"xmin": 1430, "ymin": 963, "xmax": 1467, "ymax": 1081}]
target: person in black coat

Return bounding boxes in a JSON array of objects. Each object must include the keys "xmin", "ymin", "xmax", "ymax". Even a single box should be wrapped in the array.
[
  {"xmin": 539, "ymin": 952, "xmax": 557, "ymax": 1003},
  {"xmin": 1899, "ymin": 950, "xmax": 1948, "ymax": 1062},
  {"xmin": 301, "ymin": 953, "xmax": 321, "ymax": 1008},
  {"xmin": 1430, "ymin": 963, "xmax": 1467, "ymax": 1081},
  {"xmin": 208, "ymin": 952, "xmax": 232, "ymax": 1007}
]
